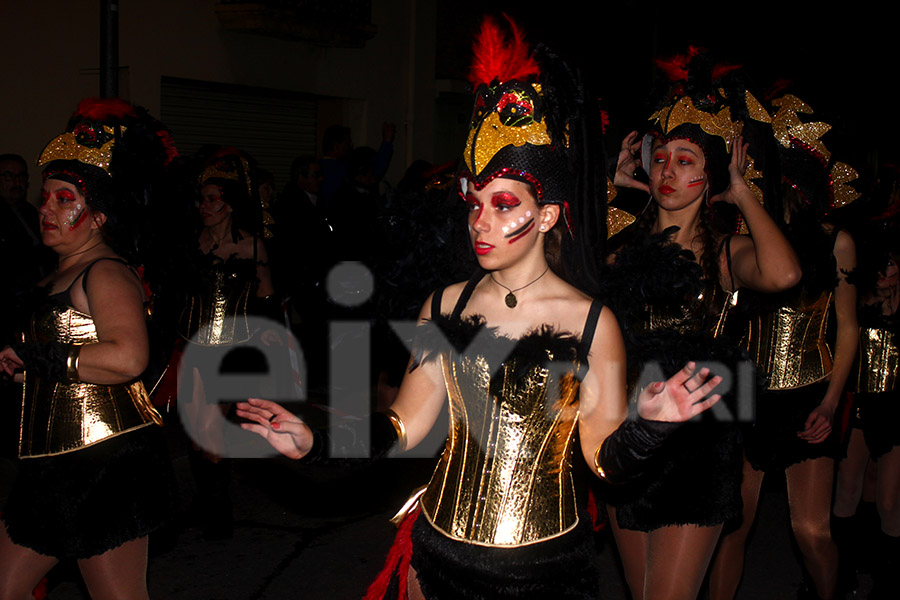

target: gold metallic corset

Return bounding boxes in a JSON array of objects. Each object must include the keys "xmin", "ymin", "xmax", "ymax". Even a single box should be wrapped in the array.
[
  {"xmin": 420, "ymin": 348, "xmax": 582, "ymax": 547},
  {"xmin": 646, "ymin": 283, "xmax": 738, "ymax": 339},
  {"xmin": 178, "ymin": 264, "xmax": 253, "ymax": 346},
  {"xmin": 744, "ymin": 291, "xmax": 833, "ymax": 390},
  {"xmin": 20, "ymin": 303, "xmax": 162, "ymax": 458},
  {"xmin": 855, "ymin": 326, "xmax": 900, "ymax": 393}
]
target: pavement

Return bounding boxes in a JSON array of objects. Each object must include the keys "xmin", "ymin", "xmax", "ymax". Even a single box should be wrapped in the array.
[{"xmin": 1, "ymin": 420, "xmax": 875, "ymax": 600}]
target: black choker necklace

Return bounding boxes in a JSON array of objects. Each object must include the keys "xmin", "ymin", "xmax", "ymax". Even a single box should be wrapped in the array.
[{"xmin": 490, "ymin": 266, "xmax": 549, "ymax": 308}]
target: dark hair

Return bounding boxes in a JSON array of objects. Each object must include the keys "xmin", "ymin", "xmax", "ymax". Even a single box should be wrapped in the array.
[
  {"xmin": 0, "ymin": 153, "xmax": 27, "ymax": 170},
  {"xmin": 289, "ymin": 155, "xmax": 318, "ymax": 182},
  {"xmin": 202, "ymin": 177, "xmax": 261, "ymax": 241},
  {"xmin": 322, "ymin": 125, "xmax": 351, "ymax": 155},
  {"xmin": 43, "ymin": 159, "xmax": 138, "ymax": 261}
]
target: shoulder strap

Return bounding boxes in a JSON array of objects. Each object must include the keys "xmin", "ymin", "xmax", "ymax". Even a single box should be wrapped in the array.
[
  {"xmin": 720, "ymin": 234, "xmax": 736, "ymax": 292},
  {"xmin": 578, "ymin": 299, "xmax": 604, "ymax": 359},
  {"xmin": 450, "ymin": 268, "xmax": 484, "ymax": 320},
  {"xmin": 430, "ymin": 287, "xmax": 444, "ymax": 321},
  {"xmin": 77, "ymin": 257, "xmax": 132, "ymax": 295}
]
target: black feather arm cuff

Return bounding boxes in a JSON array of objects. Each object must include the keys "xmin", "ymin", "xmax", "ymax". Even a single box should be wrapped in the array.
[
  {"xmin": 594, "ymin": 417, "xmax": 681, "ymax": 485},
  {"xmin": 9, "ymin": 341, "xmax": 70, "ymax": 383},
  {"xmin": 300, "ymin": 410, "xmax": 402, "ymax": 463}
]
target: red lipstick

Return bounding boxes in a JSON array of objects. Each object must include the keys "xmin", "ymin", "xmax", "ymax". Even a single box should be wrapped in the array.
[
  {"xmin": 474, "ymin": 242, "xmax": 494, "ymax": 255},
  {"xmin": 658, "ymin": 184, "xmax": 675, "ymax": 195}
]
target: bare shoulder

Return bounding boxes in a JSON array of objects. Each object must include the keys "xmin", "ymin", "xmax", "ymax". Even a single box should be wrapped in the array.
[
  {"xmin": 832, "ymin": 228, "xmax": 856, "ymax": 255},
  {"xmin": 83, "ymin": 258, "xmax": 141, "ymax": 293}
]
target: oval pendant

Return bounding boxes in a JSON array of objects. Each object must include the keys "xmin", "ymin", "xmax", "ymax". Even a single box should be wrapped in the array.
[{"xmin": 505, "ymin": 292, "xmax": 517, "ymax": 308}]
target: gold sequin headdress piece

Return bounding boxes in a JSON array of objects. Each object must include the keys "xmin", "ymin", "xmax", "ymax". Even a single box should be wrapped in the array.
[
  {"xmin": 38, "ymin": 123, "xmax": 121, "ymax": 174},
  {"xmin": 769, "ymin": 93, "xmax": 859, "ymax": 213}
]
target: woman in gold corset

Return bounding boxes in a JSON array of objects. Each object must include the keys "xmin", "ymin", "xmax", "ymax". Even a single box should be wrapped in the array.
[
  {"xmin": 0, "ymin": 100, "xmax": 173, "ymax": 599},
  {"xmin": 709, "ymin": 94, "xmax": 860, "ymax": 600},
  {"xmin": 237, "ymin": 17, "xmax": 723, "ymax": 600},
  {"xmin": 607, "ymin": 53, "xmax": 801, "ymax": 600},
  {"xmin": 177, "ymin": 148, "xmax": 275, "ymax": 540},
  {"xmin": 833, "ymin": 234, "xmax": 900, "ymax": 598}
]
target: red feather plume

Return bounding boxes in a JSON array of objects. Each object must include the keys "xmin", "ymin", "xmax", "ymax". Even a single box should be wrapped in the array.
[
  {"xmin": 654, "ymin": 46, "xmax": 705, "ymax": 82},
  {"xmin": 468, "ymin": 14, "xmax": 540, "ymax": 88},
  {"xmin": 655, "ymin": 46, "xmax": 741, "ymax": 83},
  {"xmin": 72, "ymin": 97, "xmax": 137, "ymax": 121}
]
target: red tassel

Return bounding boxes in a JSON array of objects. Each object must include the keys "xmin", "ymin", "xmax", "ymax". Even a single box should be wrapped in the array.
[
  {"xmin": 586, "ymin": 487, "xmax": 607, "ymax": 532},
  {"xmin": 362, "ymin": 508, "xmax": 420, "ymax": 600},
  {"xmin": 468, "ymin": 14, "xmax": 540, "ymax": 88}
]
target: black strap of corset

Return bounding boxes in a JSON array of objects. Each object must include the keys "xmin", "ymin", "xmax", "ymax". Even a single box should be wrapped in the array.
[
  {"xmin": 578, "ymin": 299, "xmax": 603, "ymax": 359},
  {"xmin": 450, "ymin": 268, "xmax": 485, "ymax": 320},
  {"xmin": 76, "ymin": 257, "xmax": 132, "ymax": 296},
  {"xmin": 720, "ymin": 235, "xmax": 736, "ymax": 292},
  {"xmin": 430, "ymin": 287, "xmax": 444, "ymax": 321}
]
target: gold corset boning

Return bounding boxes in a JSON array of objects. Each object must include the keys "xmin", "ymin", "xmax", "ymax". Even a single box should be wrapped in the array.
[
  {"xmin": 855, "ymin": 326, "xmax": 900, "ymax": 393},
  {"xmin": 20, "ymin": 304, "xmax": 162, "ymax": 458},
  {"xmin": 745, "ymin": 291, "xmax": 833, "ymax": 390},
  {"xmin": 178, "ymin": 266, "xmax": 253, "ymax": 346},
  {"xmin": 420, "ymin": 349, "xmax": 581, "ymax": 547}
]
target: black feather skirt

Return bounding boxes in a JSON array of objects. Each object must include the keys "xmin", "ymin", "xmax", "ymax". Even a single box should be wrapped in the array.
[{"xmin": 2, "ymin": 425, "xmax": 175, "ymax": 559}]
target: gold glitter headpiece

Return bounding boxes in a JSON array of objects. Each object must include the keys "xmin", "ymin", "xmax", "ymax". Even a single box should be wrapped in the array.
[
  {"xmin": 460, "ymin": 15, "xmax": 576, "ymax": 232},
  {"xmin": 38, "ymin": 123, "xmax": 122, "ymax": 175},
  {"xmin": 608, "ymin": 49, "xmax": 777, "ymax": 237},
  {"xmin": 769, "ymin": 94, "xmax": 860, "ymax": 212}
]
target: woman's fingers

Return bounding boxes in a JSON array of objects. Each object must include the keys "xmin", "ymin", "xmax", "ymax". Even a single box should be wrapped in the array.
[{"xmin": 689, "ymin": 393, "xmax": 722, "ymax": 416}]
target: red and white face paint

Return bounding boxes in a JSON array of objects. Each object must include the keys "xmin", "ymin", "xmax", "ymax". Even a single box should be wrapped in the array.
[
  {"xmin": 647, "ymin": 139, "xmax": 708, "ymax": 212},
  {"xmin": 39, "ymin": 178, "xmax": 95, "ymax": 249},
  {"xmin": 464, "ymin": 176, "xmax": 546, "ymax": 267}
]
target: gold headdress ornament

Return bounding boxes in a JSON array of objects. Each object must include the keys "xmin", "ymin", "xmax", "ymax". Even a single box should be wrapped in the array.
[
  {"xmin": 770, "ymin": 94, "xmax": 860, "ymax": 209},
  {"xmin": 38, "ymin": 123, "xmax": 124, "ymax": 174}
]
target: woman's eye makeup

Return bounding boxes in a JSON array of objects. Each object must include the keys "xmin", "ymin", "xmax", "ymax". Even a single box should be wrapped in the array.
[{"xmin": 492, "ymin": 193, "xmax": 521, "ymax": 209}]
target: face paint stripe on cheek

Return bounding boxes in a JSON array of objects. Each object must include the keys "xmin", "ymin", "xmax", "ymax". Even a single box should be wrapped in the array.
[
  {"xmin": 687, "ymin": 176, "xmax": 706, "ymax": 188},
  {"xmin": 67, "ymin": 205, "xmax": 88, "ymax": 230},
  {"xmin": 506, "ymin": 219, "xmax": 535, "ymax": 244}
]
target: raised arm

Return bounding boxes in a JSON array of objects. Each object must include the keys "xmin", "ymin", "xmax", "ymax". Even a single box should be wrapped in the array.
[{"xmin": 715, "ymin": 138, "xmax": 801, "ymax": 292}]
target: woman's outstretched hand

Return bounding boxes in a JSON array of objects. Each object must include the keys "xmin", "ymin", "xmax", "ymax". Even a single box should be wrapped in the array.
[
  {"xmin": 637, "ymin": 362, "xmax": 723, "ymax": 422},
  {"xmin": 614, "ymin": 131, "xmax": 650, "ymax": 193},
  {"xmin": 236, "ymin": 398, "xmax": 314, "ymax": 460}
]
